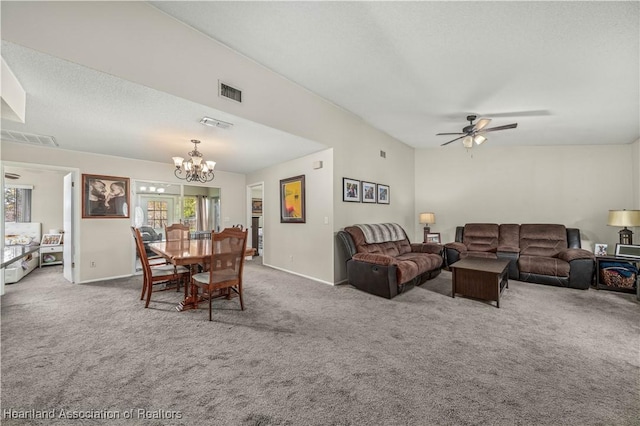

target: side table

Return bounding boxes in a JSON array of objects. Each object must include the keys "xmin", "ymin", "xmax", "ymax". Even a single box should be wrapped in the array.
[
  {"xmin": 40, "ymin": 244, "xmax": 64, "ymax": 267},
  {"xmin": 594, "ymin": 255, "xmax": 638, "ymax": 298}
]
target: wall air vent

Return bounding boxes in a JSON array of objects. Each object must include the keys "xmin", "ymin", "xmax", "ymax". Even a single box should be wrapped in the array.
[
  {"xmin": 1, "ymin": 129, "xmax": 58, "ymax": 147},
  {"xmin": 219, "ymin": 81, "xmax": 242, "ymax": 103}
]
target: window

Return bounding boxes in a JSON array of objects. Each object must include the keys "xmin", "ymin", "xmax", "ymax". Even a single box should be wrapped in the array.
[
  {"xmin": 183, "ymin": 196, "xmax": 197, "ymax": 231},
  {"xmin": 146, "ymin": 201, "xmax": 168, "ymax": 229},
  {"xmin": 4, "ymin": 187, "xmax": 32, "ymax": 222}
]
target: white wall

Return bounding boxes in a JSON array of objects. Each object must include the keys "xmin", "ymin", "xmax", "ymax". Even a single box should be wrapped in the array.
[
  {"xmin": 415, "ymin": 144, "xmax": 636, "ymax": 249},
  {"xmin": 4, "ymin": 167, "xmax": 66, "ymax": 235},
  {"xmin": 1, "ymin": 141, "xmax": 246, "ymax": 283},
  {"xmin": 247, "ymin": 149, "xmax": 334, "ymax": 284},
  {"xmin": 2, "ymin": 1, "xmax": 417, "ymax": 285},
  {"xmin": 633, "ymin": 139, "xmax": 640, "ymax": 209}
]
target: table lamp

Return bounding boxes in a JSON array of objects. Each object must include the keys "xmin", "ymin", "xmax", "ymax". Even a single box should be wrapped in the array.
[
  {"xmin": 419, "ymin": 212, "xmax": 435, "ymax": 243},
  {"xmin": 607, "ymin": 209, "xmax": 640, "ymax": 245}
]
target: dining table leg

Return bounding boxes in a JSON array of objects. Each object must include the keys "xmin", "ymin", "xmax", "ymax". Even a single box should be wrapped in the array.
[{"xmin": 176, "ymin": 264, "xmax": 201, "ymax": 311}]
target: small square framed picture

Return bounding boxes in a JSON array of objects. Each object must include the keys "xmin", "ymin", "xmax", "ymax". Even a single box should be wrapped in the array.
[
  {"xmin": 377, "ymin": 184, "xmax": 390, "ymax": 204},
  {"xmin": 615, "ymin": 243, "xmax": 640, "ymax": 259},
  {"xmin": 41, "ymin": 234, "xmax": 63, "ymax": 246},
  {"xmin": 426, "ymin": 233, "xmax": 441, "ymax": 244},
  {"xmin": 594, "ymin": 243, "xmax": 608, "ymax": 256},
  {"xmin": 362, "ymin": 181, "xmax": 377, "ymax": 203},
  {"xmin": 343, "ymin": 178, "xmax": 360, "ymax": 202}
]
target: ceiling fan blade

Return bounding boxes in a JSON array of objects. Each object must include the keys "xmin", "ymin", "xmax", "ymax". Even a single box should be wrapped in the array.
[
  {"xmin": 480, "ymin": 123, "xmax": 518, "ymax": 133},
  {"xmin": 473, "ymin": 118, "xmax": 491, "ymax": 131},
  {"xmin": 440, "ymin": 135, "xmax": 466, "ymax": 146},
  {"xmin": 436, "ymin": 132, "xmax": 466, "ymax": 136}
]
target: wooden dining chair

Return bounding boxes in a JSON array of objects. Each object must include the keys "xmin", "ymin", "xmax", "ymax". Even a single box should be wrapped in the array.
[
  {"xmin": 165, "ymin": 223, "xmax": 190, "ymax": 241},
  {"xmin": 190, "ymin": 228, "xmax": 248, "ymax": 321},
  {"xmin": 131, "ymin": 227, "xmax": 189, "ymax": 308}
]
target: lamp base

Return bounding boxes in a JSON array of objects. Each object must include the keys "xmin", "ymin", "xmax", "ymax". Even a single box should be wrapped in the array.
[
  {"xmin": 423, "ymin": 226, "xmax": 431, "ymax": 243},
  {"xmin": 619, "ymin": 227, "xmax": 633, "ymax": 245}
]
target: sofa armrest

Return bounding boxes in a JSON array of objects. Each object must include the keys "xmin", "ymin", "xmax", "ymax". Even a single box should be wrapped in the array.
[
  {"xmin": 410, "ymin": 242, "xmax": 443, "ymax": 255},
  {"xmin": 568, "ymin": 258, "xmax": 595, "ymax": 289},
  {"xmin": 557, "ymin": 248, "xmax": 595, "ymax": 262},
  {"xmin": 346, "ymin": 258, "xmax": 400, "ymax": 299},
  {"xmin": 444, "ymin": 242, "xmax": 467, "ymax": 268},
  {"xmin": 444, "ymin": 242, "xmax": 466, "ymax": 253},
  {"xmin": 352, "ymin": 253, "xmax": 397, "ymax": 266}
]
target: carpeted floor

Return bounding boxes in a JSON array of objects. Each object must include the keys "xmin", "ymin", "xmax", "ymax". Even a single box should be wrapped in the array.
[{"xmin": 1, "ymin": 261, "xmax": 639, "ymax": 425}]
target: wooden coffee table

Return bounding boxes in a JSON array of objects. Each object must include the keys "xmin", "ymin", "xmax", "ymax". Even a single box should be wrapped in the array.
[{"xmin": 450, "ymin": 258, "xmax": 510, "ymax": 308}]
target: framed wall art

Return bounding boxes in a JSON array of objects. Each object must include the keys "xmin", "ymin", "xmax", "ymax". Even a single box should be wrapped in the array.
[
  {"xmin": 82, "ymin": 174, "xmax": 130, "ymax": 218},
  {"xmin": 252, "ymin": 198, "xmax": 263, "ymax": 216},
  {"xmin": 362, "ymin": 181, "xmax": 377, "ymax": 203},
  {"xmin": 594, "ymin": 243, "xmax": 608, "ymax": 256},
  {"xmin": 615, "ymin": 244, "xmax": 640, "ymax": 259},
  {"xmin": 41, "ymin": 233, "xmax": 63, "ymax": 246},
  {"xmin": 426, "ymin": 233, "xmax": 441, "ymax": 244},
  {"xmin": 280, "ymin": 175, "xmax": 305, "ymax": 223},
  {"xmin": 343, "ymin": 178, "xmax": 360, "ymax": 202},
  {"xmin": 377, "ymin": 184, "xmax": 390, "ymax": 204}
]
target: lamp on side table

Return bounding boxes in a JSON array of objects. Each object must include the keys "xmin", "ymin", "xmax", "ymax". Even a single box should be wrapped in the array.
[
  {"xmin": 419, "ymin": 212, "xmax": 436, "ymax": 243},
  {"xmin": 607, "ymin": 209, "xmax": 640, "ymax": 245}
]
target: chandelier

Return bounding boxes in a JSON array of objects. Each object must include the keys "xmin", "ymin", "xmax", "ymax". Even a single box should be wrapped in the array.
[{"xmin": 172, "ymin": 139, "xmax": 216, "ymax": 183}]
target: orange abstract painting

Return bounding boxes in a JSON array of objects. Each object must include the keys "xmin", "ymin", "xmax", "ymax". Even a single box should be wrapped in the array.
[{"xmin": 280, "ymin": 175, "xmax": 305, "ymax": 223}]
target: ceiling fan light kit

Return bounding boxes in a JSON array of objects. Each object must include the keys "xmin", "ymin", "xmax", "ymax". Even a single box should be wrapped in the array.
[
  {"xmin": 474, "ymin": 135, "xmax": 487, "ymax": 145},
  {"xmin": 437, "ymin": 114, "xmax": 518, "ymax": 148}
]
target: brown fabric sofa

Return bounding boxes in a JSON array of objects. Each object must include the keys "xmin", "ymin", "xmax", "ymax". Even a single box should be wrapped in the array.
[
  {"xmin": 445, "ymin": 223, "xmax": 595, "ymax": 289},
  {"xmin": 337, "ymin": 223, "xmax": 443, "ymax": 299}
]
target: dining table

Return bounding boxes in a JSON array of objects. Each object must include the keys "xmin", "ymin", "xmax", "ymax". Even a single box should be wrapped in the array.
[{"xmin": 148, "ymin": 239, "xmax": 255, "ymax": 311}]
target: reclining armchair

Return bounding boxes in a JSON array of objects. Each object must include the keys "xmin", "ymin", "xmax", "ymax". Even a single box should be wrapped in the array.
[{"xmin": 338, "ymin": 223, "xmax": 443, "ymax": 299}]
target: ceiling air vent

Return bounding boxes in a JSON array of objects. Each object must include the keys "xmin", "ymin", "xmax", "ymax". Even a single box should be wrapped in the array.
[
  {"xmin": 1, "ymin": 129, "xmax": 58, "ymax": 147},
  {"xmin": 219, "ymin": 81, "xmax": 242, "ymax": 103}
]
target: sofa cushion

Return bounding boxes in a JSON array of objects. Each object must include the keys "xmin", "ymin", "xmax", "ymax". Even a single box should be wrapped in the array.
[
  {"xmin": 498, "ymin": 224, "xmax": 520, "ymax": 251},
  {"xmin": 463, "ymin": 223, "xmax": 499, "ymax": 252},
  {"xmin": 519, "ymin": 255, "xmax": 570, "ymax": 277},
  {"xmin": 355, "ymin": 223, "xmax": 406, "ymax": 243},
  {"xmin": 395, "ymin": 259, "xmax": 419, "ymax": 284},
  {"xmin": 345, "ymin": 226, "xmax": 411, "ymax": 256},
  {"xmin": 519, "ymin": 224, "xmax": 567, "ymax": 257},
  {"xmin": 397, "ymin": 253, "xmax": 443, "ymax": 273}
]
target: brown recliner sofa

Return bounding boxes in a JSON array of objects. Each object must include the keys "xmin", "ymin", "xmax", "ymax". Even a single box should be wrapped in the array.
[
  {"xmin": 445, "ymin": 223, "xmax": 595, "ymax": 289},
  {"xmin": 337, "ymin": 223, "xmax": 443, "ymax": 299}
]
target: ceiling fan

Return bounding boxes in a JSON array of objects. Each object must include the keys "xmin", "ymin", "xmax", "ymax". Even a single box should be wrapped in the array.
[{"xmin": 438, "ymin": 115, "xmax": 518, "ymax": 147}]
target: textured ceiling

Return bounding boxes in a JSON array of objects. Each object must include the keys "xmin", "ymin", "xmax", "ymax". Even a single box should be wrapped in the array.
[
  {"xmin": 0, "ymin": 41, "xmax": 326, "ymax": 174},
  {"xmin": 152, "ymin": 1, "xmax": 639, "ymax": 148},
  {"xmin": 1, "ymin": 1, "xmax": 638, "ymax": 172}
]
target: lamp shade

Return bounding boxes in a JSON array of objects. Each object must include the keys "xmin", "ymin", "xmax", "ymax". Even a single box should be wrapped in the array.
[
  {"xmin": 607, "ymin": 210, "xmax": 640, "ymax": 227},
  {"xmin": 419, "ymin": 212, "xmax": 436, "ymax": 225}
]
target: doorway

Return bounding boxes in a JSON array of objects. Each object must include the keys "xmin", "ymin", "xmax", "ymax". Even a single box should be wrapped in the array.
[
  {"xmin": 248, "ymin": 183, "xmax": 264, "ymax": 259},
  {"xmin": 2, "ymin": 162, "xmax": 79, "ymax": 285}
]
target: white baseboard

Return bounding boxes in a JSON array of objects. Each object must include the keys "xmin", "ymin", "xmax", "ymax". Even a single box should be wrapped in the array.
[
  {"xmin": 78, "ymin": 274, "xmax": 134, "ymax": 284},
  {"xmin": 262, "ymin": 263, "xmax": 336, "ymax": 286}
]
